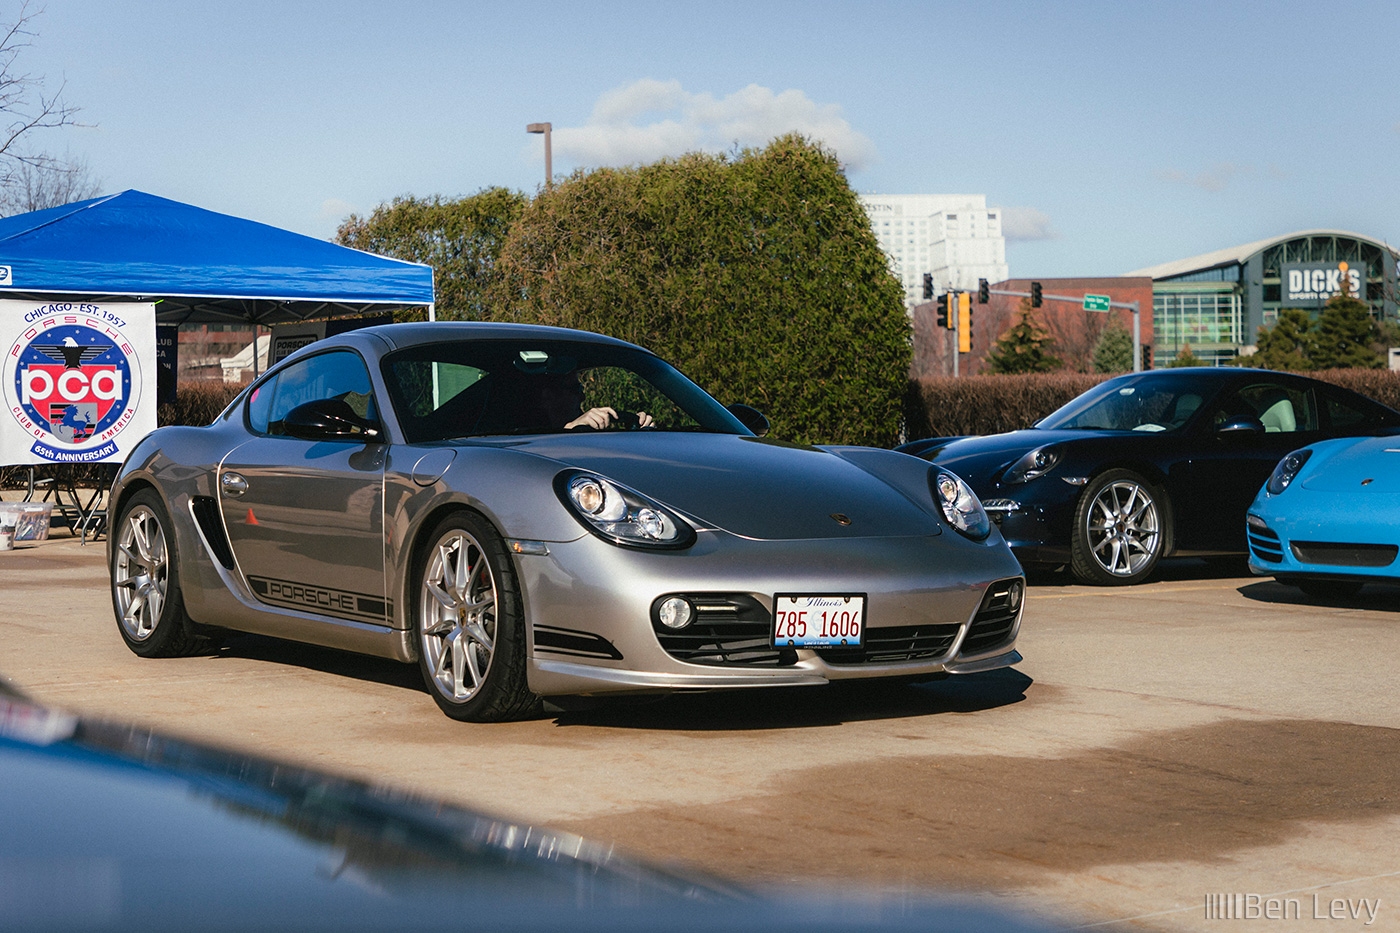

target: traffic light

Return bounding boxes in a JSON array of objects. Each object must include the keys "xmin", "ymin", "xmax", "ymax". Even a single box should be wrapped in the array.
[
  {"xmin": 935, "ymin": 292, "xmax": 950, "ymax": 328},
  {"xmin": 957, "ymin": 292, "xmax": 972, "ymax": 353},
  {"xmin": 922, "ymin": 273, "xmax": 934, "ymax": 300},
  {"xmin": 1030, "ymin": 281, "xmax": 1043, "ymax": 308},
  {"xmin": 978, "ymin": 278, "xmax": 989, "ymax": 304}
]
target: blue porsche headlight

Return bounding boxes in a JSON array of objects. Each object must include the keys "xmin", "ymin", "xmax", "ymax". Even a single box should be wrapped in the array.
[
  {"xmin": 1266, "ymin": 448, "xmax": 1312, "ymax": 495},
  {"xmin": 931, "ymin": 469, "xmax": 991, "ymax": 541},
  {"xmin": 556, "ymin": 471, "xmax": 696, "ymax": 549},
  {"xmin": 1004, "ymin": 446, "xmax": 1061, "ymax": 484}
]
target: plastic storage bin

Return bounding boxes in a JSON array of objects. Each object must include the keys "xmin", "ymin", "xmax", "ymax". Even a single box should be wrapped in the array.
[{"xmin": 0, "ymin": 502, "xmax": 53, "ymax": 543}]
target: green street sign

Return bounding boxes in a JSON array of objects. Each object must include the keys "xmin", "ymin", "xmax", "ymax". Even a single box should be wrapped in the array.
[{"xmin": 1083, "ymin": 294, "xmax": 1111, "ymax": 312}]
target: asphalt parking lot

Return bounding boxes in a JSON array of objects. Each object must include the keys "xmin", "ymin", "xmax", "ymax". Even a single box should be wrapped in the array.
[{"xmin": 3, "ymin": 533, "xmax": 1399, "ymax": 931}]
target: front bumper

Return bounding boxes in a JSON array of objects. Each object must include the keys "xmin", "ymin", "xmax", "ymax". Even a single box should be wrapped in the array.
[
  {"xmin": 514, "ymin": 529, "xmax": 1026, "ymax": 697},
  {"xmin": 1246, "ymin": 501, "xmax": 1400, "ymax": 584}
]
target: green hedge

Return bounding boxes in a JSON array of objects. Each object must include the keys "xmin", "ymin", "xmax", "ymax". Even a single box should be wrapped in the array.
[{"xmin": 905, "ymin": 368, "xmax": 1400, "ymax": 442}]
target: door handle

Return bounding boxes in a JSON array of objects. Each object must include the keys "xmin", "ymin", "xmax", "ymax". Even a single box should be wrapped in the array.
[{"xmin": 221, "ymin": 472, "xmax": 249, "ymax": 498}]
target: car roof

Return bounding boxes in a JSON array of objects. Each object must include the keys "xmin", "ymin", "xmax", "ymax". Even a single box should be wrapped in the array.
[{"xmin": 331, "ymin": 321, "xmax": 650, "ymax": 355}]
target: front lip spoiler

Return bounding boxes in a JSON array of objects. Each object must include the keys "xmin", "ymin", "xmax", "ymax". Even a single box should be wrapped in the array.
[
  {"xmin": 944, "ymin": 649, "xmax": 1022, "ymax": 675},
  {"xmin": 532, "ymin": 658, "xmax": 829, "ymax": 692}
]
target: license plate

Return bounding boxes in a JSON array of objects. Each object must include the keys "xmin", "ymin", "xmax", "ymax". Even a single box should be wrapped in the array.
[{"xmin": 772, "ymin": 594, "xmax": 866, "ymax": 648}]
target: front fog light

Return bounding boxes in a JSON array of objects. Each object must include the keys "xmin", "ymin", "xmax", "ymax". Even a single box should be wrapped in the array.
[
  {"xmin": 658, "ymin": 597, "xmax": 694, "ymax": 629},
  {"xmin": 1007, "ymin": 580, "xmax": 1024, "ymax": 610}
]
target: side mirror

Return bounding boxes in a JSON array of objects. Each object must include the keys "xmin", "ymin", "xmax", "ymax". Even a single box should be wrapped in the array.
[
  {"xmin": 283, "ymin": 399, "xmax": 382, "ymax": 442},
  {"xmin": 1216, "ymin": 416, "xmax": 1264, "ymax": 437},
  {"xmin": 726, "ymin": 403, "xmax": 770, "ymax": 437}
]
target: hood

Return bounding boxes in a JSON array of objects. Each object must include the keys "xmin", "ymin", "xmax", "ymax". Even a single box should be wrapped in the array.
[
  {"xmin": 488, "ymin": 433, "xmax": 944, "ymax": 540},
  {"xmin": 1301, "ymin": 436, "xmax": 1400, "ymax": 494}
]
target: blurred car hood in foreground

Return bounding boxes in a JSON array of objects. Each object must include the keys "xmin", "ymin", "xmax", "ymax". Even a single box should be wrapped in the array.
[{"xmin": 0, "ymin": 685, "xmax": 1053, "ymax": 932}]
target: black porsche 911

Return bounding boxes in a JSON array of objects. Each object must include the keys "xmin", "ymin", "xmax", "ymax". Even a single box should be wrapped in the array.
[{"xmin": 898, "ymin": 368, "xmax": 1400, "ymax": 585}]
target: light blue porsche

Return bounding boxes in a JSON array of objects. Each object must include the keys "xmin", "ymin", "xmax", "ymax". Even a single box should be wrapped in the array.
[{"xmin": 1246, "ymin": 435, "xmax": 1400, "ymax": 597}]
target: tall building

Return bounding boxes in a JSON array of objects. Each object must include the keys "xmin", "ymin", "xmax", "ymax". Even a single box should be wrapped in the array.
[{"xmin": 859, "ymin": 194, "xmax": 1010, "ymax": 307}]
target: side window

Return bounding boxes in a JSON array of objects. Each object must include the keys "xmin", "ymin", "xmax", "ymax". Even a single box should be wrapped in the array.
[
  {"xmin": 1324, "ymin": 392, "xmax": 1372, "ymax": 431},
  {"xmin": 251, "ymin": 351, "xmax": 377, "ymax": 437},
  {"xmin": 246, "ymin": 374, "xmax": 278, "ymax": 434},
  {"xmin": 1215, "ymin": 382, "xmax": 1317, "ymax": 433}
]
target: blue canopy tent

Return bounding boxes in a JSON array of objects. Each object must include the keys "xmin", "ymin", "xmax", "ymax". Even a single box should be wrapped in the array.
[{"xmin": 0, "ymin": 189, "xmax": 435, "ymax": 324}]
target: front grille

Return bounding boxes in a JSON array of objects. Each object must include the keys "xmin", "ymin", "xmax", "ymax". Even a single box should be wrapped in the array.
[
  {"xmin": 958, "ymin": 578, "xmax": 1021, "ymax": 656},
  {"xmin": 817, "ymin": 623, "xmax": 961, "ymax": 665},
  {"xmin": 1291, "ymin": 541, "xmax": 1398, "ymax": 568},
  {"xmin": 653, "ymin": 594, "xmax": 797, "ymax": 667},
  {"xmin": 1247, "ymin": 522, "xmax": 1284, "ymax": 564}
]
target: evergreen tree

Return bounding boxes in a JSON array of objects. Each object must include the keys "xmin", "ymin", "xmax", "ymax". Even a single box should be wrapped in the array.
[
  {"xmin": 1167, "ymin": 344, "xmax": 1206, "ymax": 367},
  {"xmin": 1243, "ymin": 308, "xmax": 1314, "ymax": 370},
  {"xmin": 983, "ymin": 300, "xmax": 1062, "ymax": 374},
  {"xmin": 1092, "ymin": 317, "xmax": 1134, "ymax": 373},
  {"xmin": 1312, "ymin": 292, "xmax": 1382, "ymax": 369}
]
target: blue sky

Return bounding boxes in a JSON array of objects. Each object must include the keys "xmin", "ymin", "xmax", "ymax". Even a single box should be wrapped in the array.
[{"xmin": 20, "ymin": 0, "xmax": 1400, "ymax": 278}]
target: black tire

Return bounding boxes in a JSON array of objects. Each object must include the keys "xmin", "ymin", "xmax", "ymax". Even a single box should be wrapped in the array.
[
  {"xmin": 1297, "ymin": 579, "xmax": 1364, "ymax": 600},
  {"xmin": 110, "ymin": 489, "xmax": 205, "ymax": 657},
  {"xmin": 1069, "ymin": 469, "xmax": 1170, "ymax": 586},
  {"xmin": 413, "ymin": 511, "xmax": 539, "ymax": 722}
]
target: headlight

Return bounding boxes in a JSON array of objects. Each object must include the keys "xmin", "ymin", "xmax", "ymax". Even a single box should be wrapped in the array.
[
  {"xmin": 931, "ymin": 469, "xmax": 991, "ymax": 541},
  {"xmin": 1266, "ymin": 448, "xmax": 1312, "ymax": 495},
  {"xmin": 556, "ymin": 471, "xmax": 696, "ymax": 549},
  {"xmin": 1004, "ymin": 446, "xmax": 1061, "ymax": 484}
]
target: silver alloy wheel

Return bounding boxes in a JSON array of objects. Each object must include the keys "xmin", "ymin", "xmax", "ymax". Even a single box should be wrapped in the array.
[
  {"xmin": 419, "ymin": 529, "xmax": 498, "ymax": 703},
  {"xmin": 1085, "ymin": 479, "xmax": 1161, "ymax": 577},
  {"xmin": 113, "ymin": 504, "xmax": 168, "ymax": 642}
]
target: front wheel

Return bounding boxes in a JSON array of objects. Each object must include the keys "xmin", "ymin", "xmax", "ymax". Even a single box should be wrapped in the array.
[
  {"xmin": 111, "ymin": 489, "xmax": 205, "ymax": 657},
  {"xmin": 1069, "ymin": 470, "xmax": 1170, "ymax": 586},
  {"xmin": 414, "ymin": 512, "xmax": 539, "ymax": 722}
]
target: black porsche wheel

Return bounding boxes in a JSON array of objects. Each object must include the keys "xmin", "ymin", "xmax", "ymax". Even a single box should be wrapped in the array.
[
  {"xmin": 111, "ymin": 489, "xmax": 204, "ymax": 657},
  {"xmin": 1296, "ymin": 579, "xmax": 1364, "ymax": 600},
  {"xmin": 1070, "ymin": 470, "xmax": 1169, "ymax": 586},
  {"xmin": 414, "ymin": 512, "xmax": 538, "ymax": 722}
]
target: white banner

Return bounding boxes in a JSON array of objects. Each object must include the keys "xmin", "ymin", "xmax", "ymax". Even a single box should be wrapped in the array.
[{"xmin": 1, "ymin": 300, "xmax": 157, "ymax": 466}]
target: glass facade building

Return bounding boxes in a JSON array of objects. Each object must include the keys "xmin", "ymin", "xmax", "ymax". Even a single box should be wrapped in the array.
[{"xmin": 1129, "ymin": 231, "xmax": 1397, "ymax": 366}]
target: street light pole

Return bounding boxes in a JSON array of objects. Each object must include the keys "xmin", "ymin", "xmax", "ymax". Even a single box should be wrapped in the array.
[{"xmin": 526, "ymin": 122, "xmax": 552, "ymax": 188}]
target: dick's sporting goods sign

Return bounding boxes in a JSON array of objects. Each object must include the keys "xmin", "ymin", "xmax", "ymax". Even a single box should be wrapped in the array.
[
  {"xmin": 1283, "ymin": 261, "xmax": 1367, "ymax": 303},
  {"xmin": 2, "ymin": 300, "xmax": 156, "ymax": 465}
]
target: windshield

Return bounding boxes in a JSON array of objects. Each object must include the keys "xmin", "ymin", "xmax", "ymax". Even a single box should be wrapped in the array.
[
  {"xmin": 1037, "ymin": 374, "xmax": 1217, "ymax": 433},
  {"xmin": 381, "ymin": 339, "xmax": 748, "ymax": 443}
]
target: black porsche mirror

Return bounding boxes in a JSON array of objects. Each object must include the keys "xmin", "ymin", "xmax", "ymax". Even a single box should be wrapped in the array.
[
  {"xmin": 726, "ymin": 403, "xmax": 770, "ymax": 437},
  {"xmin": 1216, "ymin": 416, "xmax": 1265, "ymax": 437},
  {"xmin": 283, "ymin": 399, "xmax": 382, "ymax": 442}
]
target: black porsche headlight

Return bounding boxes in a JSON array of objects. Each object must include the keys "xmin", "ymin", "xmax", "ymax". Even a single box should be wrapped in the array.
[
  {"xmin": 1266, "ymin": 448, "xmax": 1312, "ymax": 496},
  {"xmin": 555, "ymin": 471, "xmax": 696, "ymax": 549},
  {"xmin": 1003, "ymin": 446, "xmax": 1061, "ymax": 484},
  {"xmin": 931, "ymin": 469, "xmax": 991, "ymax": 541}
]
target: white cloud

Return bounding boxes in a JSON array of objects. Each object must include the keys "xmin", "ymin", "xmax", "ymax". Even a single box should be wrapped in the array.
[
  {"xmin": 318, "ymin": 197, "xmax": 358, "ymax": 226},
  {"xmin": 544, "ymin": 80, "xmax": 877, "ymax": 171},
  {"xmin": 998, "ymin": 206, "xmax": 1056, "ymax": 241},
  {"xmin": 1157, "ymin": 163, "xmax": 1249, "ymax": 192}
]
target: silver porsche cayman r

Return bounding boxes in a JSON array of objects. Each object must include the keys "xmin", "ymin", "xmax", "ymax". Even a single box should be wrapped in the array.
[{"xmin": 108, "ymin": 323, "xmax": 1025, "ymax": 721}]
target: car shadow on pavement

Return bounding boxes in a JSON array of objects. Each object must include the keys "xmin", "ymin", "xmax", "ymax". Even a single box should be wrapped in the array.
[
  {"xmin": 1237, "ymin": 578, "xmax": 1400, "ymax": 612},
  {"xmin": 211, "ymin": 632, "xmax": 426, "ymax": 691},
  {"xmin": 548, "ymin": 668, "xmax": 1035, "ymax": 731},
  {"xmin": 1023, "ymin": 555, "xmax": 1252, "ymax": 588}
]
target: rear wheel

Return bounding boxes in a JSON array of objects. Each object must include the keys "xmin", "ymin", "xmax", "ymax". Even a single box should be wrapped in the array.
[
  {"xmin": 111, "ymin": 489, "xmax": 205, "ymax": 657},
  {"xmin": 414, "ymin": 512, "xmax": 538, "ymax": 722},
  {"xmin": 1070, "ymin": 470, "xmax": 1169, "ymax": 586}
]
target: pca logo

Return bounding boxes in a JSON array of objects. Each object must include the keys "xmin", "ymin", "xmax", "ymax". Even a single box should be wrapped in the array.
[{"xmin": 6, "ymin": 319, "xmax": 139, "ymax": 461}]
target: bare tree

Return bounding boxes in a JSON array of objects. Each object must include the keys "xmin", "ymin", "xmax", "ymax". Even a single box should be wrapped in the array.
[
  {"xmin": 0, "ymin": 2, "xmax": 87, "ymax": 205},
  {"xmin": 0, "ymin": 151, "xmax": 99, "ymax": 214}
]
